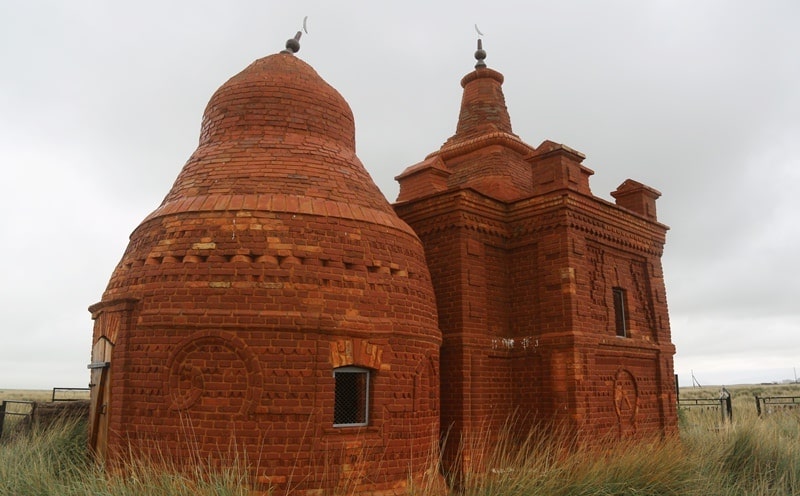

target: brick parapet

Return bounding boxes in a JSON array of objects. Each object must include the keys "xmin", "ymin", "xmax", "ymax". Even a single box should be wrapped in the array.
[{"xmin": 397, "ymin": 187, "xmax": 667, "ymax": 256}]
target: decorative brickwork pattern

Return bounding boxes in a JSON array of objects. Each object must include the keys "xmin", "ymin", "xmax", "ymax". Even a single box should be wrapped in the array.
[
  {"xmin": 90, "ymin": 52, "xmax": 441, "ymax": 495},
  {"xmin": 395, "ymin": 59, "xmax": 677, "ymax": 477},
  {"xmin": 90, "ymin": 41, "xmax": 677, "ymax": 494}
]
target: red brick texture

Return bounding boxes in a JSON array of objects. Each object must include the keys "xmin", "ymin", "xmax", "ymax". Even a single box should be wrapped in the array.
[
  {"xmin": 395, "ymin": 64, "xmax": 677, "ymax": 475},
  {"xmin": 89, "ymin": 53, "xmax": 441, "ymax": 495},
  {"xmin": 90, "ymin": 48, "xmax": 678, "ymax": 493}
]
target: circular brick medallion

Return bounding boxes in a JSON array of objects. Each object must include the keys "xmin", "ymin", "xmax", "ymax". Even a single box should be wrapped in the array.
[{"xmin": 166, "ymin": 333, "xmax": 262, "ymax": 415}]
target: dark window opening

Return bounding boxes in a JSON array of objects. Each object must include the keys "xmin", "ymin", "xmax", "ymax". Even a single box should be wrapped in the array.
[
  {"xmin": 613, "ymin": 287, "xmax": 628, "ymax": 337},
  {"xmin": 333, "ymin": 367, "xmax": 369, "ymax": 427}
]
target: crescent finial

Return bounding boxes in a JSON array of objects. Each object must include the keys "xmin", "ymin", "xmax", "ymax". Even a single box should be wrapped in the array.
[
  {"xmin": 281, "ymin": 16, "xmax": 308, "ymax": 55},
  {"xmin": 474, "ymin": 25, "xmax": 487, "ymax": 68}
]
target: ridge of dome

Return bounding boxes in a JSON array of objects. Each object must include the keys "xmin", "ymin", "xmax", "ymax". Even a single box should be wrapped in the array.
[
  {"xmin": 157, "ymin": 52, "xmax": 396, "ymax": 217},
  {"xmin": 199, "ymin": 53, "xmax": 355, "ymax": 150}
]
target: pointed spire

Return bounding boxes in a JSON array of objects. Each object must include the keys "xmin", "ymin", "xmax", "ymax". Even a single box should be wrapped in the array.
[
  {"xmin": 441, "ymin": 36, "xmax": 514, "ymax": 141},
  {"xmin": 432, "ymin": 37, "xmax": 534, "ymax": 161},
  {"xmin": 397, "ymin": 37, "xmax": 538, "ymax": 203},
  {"xmin": 448, "ymin": 60, "xmax": 513, "ymax": 142}
]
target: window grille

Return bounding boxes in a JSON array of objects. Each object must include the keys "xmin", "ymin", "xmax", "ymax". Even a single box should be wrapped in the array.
[
  {"xmin": 333, "ymin": 367, "xmax": 369, "ymax": 427},
  {"xmin": 613, "ymin": 287, "xmax": 628, "ymax": 337}
]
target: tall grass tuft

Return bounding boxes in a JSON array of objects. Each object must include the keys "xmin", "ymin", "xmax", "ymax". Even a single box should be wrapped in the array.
[
  {"xmin": 680, "ymin": 385, "xmax": 800, "ymax": 495},
  {"xmin": 2, "ymin": 383, "xmax": 800, "ymax": 496},
  {"xmin": 718, "ymin": 416, "xmax": 800, "ymax": 494},
  {"xmin": 0, "ymin": 416, "xmax": 89, "ymax": 495},
  {"xmin": 0, "ymin": 418, "xmax": 251, "ymax": 496},
  {"xmin": 457, "ymin": 423, "xmax": 705, "ymax": 496}
]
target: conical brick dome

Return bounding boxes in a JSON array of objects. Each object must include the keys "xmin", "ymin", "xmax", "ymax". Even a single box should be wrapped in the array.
[
  {"xmin": 90, "ymin": 49, "xmax": 441, "ymax": 495},
  {"xmin": 200, "ymin": 53, "xmax": 355, "ymax": 151},
  {"xmin": 157, "ymin": 53, "xmax": 391, "ymax": 210}
]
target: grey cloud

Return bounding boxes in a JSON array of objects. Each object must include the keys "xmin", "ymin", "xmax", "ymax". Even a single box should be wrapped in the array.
[{"xmin": 1, "ymin": 0, "xmax": 798, "ymax": 388}]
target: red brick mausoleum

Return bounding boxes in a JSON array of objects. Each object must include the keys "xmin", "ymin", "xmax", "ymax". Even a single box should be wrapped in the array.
[{"xmin": 89, "ymin": 34, "xmax": 677, "ymax": 494}]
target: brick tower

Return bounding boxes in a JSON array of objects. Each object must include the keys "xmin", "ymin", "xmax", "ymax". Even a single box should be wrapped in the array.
[
  {"xmin": 88, "ymin": 36, "xmax": 441, "ymax": 495},
  {"xmin": 394, "ymin": 42, "xmax": 677, "ymax": 473}
]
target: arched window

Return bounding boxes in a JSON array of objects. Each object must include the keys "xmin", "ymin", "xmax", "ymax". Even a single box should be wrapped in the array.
[{"xmin": 333, "ymin": 366, "xmax": 370, "ymax": 427}]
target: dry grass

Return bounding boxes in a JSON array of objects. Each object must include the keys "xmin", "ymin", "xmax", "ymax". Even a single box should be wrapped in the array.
[
  {"xmin": 2, "ymin": 384, "xmax": 799, "ymax": 495},
  {"xmin": 0, "ymin": 416, "xmax": 251, "ymax": 496}
]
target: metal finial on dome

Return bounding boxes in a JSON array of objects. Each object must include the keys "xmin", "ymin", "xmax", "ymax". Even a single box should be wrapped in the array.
[
  {"xmin": 473, "ymin": 24, "xmax": 487, "ymax": 68},
  {"xmin": 474, "ymin": 38, "xmax": 487, "ymax": 68},
  {"xmin": 282, "ymin": 31, "xmax": 302, "ymax": 54},
  {"xmin": 281, "ymin": 17, "xmax": 308, "ymax": 55}
]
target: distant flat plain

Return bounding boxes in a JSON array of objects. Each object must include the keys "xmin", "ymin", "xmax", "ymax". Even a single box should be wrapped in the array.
[
  {"xmin": 4, "ymin": 384, "xmax": 799, "ymax": 403},
  {"xmin": 0, "ymin": 389, "xmax": 90, "ymax": 402}
]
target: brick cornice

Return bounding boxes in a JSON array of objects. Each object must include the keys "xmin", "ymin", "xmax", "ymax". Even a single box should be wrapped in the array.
[
  {"xmin": 509, "ymin": 191, "xmax": 668, "ymax": 254},
  {"xmin": 394, "ymin": 189, "xmax": 509, "ymax": 238},
  {"xmin": 427, "ymin": 131, "xmax": 537, "ymax": 163},
  {"xmin": 396, "ymin": 188, "xmax": 668, "ymax": 256},
  {"xmin": 88, "ymin": 298, "xmax": 139, "ymax": 318},
  {"xmin": 142, "ymin": 193, "xmax": 417, "ymax": 238},
  {"xmin": 564, "ymin": 194, "xmax": 667, "ymax": 255}
]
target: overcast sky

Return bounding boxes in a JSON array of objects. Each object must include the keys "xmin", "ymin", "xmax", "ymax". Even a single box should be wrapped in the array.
[{"xmin": 1, "ymin": 1, "xmax": 798, "ymax": 390}]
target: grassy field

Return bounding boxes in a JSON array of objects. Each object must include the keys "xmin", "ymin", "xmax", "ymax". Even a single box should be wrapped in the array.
[
  {"xmin": 678, "ymin": 382, "xmax": 800, "ymax": 401},
  {"xmin": 1, "ymin": 384, "xmax": 799, "ymax": 495}
]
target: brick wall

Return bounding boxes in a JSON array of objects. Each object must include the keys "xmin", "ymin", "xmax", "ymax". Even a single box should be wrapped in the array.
[
  {"xmin": 395, "ymin": 58, "xmax": 677, "ymax": 477},
  {"xmin": 396, "ymin": 182, "xmax": 678, "ymax": 473}
]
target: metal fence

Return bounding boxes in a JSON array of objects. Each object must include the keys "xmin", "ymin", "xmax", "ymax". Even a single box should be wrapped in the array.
[
  {"xmin": 51, "ymin": 387, "xmax": 90, "ymax": 402},
  {"xmin": 755, "ymin": 395, "xmax": 800, "ymax": 416},
  {"xmin": 0, "ymin": 400, "xmax": 35, "ymax": 439},
  {"xmin": 678, "ymin": 393, "xmax": 800, "ymax": 422},
  {"xmin": 0, "ymin": 387, "xmax": 90, "ymax": 439},
  {"xmin": 678, "ymin": 396, "xmax": 733, "ymax": 423}
]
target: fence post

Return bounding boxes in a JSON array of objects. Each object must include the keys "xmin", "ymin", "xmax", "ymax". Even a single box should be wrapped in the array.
[
  {"xmin": 719, "ymin": 387, "xmax": 731, "ymax": 423},
  {"xmin": 725, "ymin": 394, "xmax": 732, "ymax": 422},
  {"xmin": 755, "ymin": 395, "xmax": 762, "ymax": 416},
  {"xmin": 0, "ymin": 401, "xmax": 5, "ymax": 439}
]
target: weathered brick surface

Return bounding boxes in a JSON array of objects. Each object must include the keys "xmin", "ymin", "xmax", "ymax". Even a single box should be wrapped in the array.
[
  {"xmin": 90, "ymin": 45, "xmax": 678, "ymax": 493},
  {"xmin": 90, "ymin": 52, "xmax": 441, "ymax": 495},
  {"xmin": 395, "ymin": 62, "xmax": 677, "ymax": 475}
]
